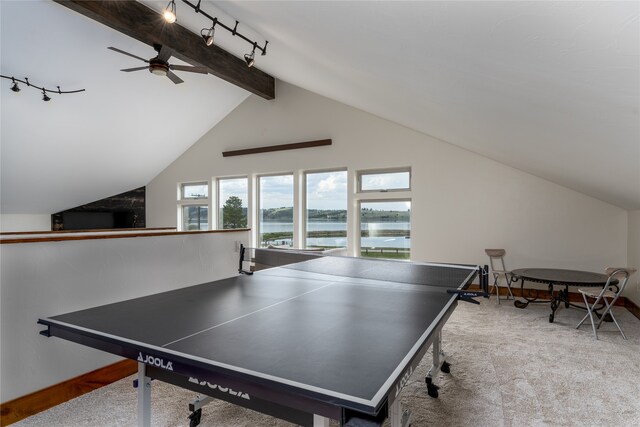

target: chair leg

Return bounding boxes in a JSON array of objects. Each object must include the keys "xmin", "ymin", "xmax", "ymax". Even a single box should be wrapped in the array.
[
  {"xmin": 579, "ymin": 293, "xmax": 598, "ymax": 340},
  {"xmin": 505, "ymin": 275, "xmax": 515, "ymax": 300},
  {"xmin": 597, "ymin": 298, "xmax": 627, "ymax": 340}
]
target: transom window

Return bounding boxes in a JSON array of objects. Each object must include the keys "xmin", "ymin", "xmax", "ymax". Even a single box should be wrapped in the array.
[
  {"xmin": 358, "ymin": 169, "xmax": 410, "ymax": 192},
  {"xmin": 181, "ymin": 182, "xmax": 208, "ymax": 199}
]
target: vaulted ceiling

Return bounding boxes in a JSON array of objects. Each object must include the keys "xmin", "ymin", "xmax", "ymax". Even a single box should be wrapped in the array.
[{"xmin": 1, "ymin": 1, "xmax": 638, "ymax": 215}]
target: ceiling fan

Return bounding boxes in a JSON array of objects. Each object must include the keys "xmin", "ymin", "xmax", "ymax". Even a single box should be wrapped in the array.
[{"xmin": 107, "ymin": 44, "xmax": 208, "ymax": 84}]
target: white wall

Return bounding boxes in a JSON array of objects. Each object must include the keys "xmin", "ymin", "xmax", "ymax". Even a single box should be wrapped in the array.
[
  {"xmin": 147, "ymin": 81, "xmax": 627, "ymax": 274},
  {"xmin": 0, "ymin": 214, "xmax": 51, "ymax": 232},
  {"xmin": 0, "ymin": 230, "xmax": 248, "ymax": 402},
  {"xmin": 628, "ymin": 211, "xmax": 640, "ymax": 305}
]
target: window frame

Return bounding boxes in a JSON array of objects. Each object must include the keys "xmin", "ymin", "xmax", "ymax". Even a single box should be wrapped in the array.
[
  {"xmin": 216, "ymin": 176, "xmax": 249, "ymax": 230},
  {"xmin": 180, "ymin": 181, "xmax": 209, "ymax": 200},
  {"xmin": 357, "ymin": 198, "xmax": 412, "ymax": 260},
  {"xmin": 256, "ymin": 172, "xmax": 295, "ymax": 247},
  {"xmin": 177, "ymin": 180, "xmax": 211, "ymax": 231},
  {"xmin": 180, "ymin": 204, "xmax": 209, "ymax": 231},
  {"xmin": 356, "ymin": 167, "xmax": 411, "ymax": 193},
  {"xmin": 303, "ymin": 168, "xmax": 348, "ymax": 250}
]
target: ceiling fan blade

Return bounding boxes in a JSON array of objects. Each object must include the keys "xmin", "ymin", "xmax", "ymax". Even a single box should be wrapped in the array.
[
  {"xmin": 120, "ymin": 66, "xmax": 148, "ymax": 72},
  {"xmin": 166, "ymin": 70, "xmax": 184, "ymax": 84},
  {"xmin": 157, "ymin": 45, "xmax": 173, "ymax": 62},
  {"xmin": 107, "ymin": 47, "xmax": 148, "ymax": 63},
  {"xmin": 170, "ymin": 65, "xmax": 208, "ymax": 74}
]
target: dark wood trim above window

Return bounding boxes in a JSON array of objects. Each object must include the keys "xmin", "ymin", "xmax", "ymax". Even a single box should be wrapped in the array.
[{"xmin": 222, "ymin": 139, "xmax": 332, "ymax": 157}]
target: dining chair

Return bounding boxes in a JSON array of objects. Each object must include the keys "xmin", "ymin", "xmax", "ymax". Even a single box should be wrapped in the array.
[
  {"xmin": 484, "ymin": 249, "xmax": 515, "ymax": 304},
  {"xmin": 576, "ymin": 267, "xmax": 637, "ymax": 340}
]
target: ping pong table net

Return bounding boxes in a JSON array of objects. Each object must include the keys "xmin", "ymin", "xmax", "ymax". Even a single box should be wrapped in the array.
[{"xmin": 239, "ymin": 245, "xmax": 478, "ymax": 290}]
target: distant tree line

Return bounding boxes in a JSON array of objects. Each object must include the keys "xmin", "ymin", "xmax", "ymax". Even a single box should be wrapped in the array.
[
  {"xmin": 220, "ymin": 196, "xmax": 410, "ymax": 227},
  {"xmin": 258, "ymin": 207, "xmax": 409, "ymax": 222}
]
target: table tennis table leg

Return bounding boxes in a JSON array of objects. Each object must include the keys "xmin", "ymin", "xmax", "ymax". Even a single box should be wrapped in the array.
[
  {"xmin": 425, "ymin": 329, "xmax": 448, "ymax": 398},
  {"xmin": 389, "ymin": 398, "xmax": 412, "ymax": 427},
  {"xmin": 137, "ymin": 362, "xmax": 151, "ymax": 427}
]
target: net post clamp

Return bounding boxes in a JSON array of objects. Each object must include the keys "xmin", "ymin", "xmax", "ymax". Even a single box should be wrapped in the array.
[{"xmin": 446, "ymin": 289, "xmax": 489, "ymax": 304}]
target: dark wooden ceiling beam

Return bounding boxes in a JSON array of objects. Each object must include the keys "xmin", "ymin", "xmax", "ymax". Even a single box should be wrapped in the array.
[{"xmin": 52, "ymin": 0, "xmax": 275, "ymax": 99}]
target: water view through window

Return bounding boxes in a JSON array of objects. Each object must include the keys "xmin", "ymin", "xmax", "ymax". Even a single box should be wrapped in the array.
[
  {"xmin": 360, "ymin": 200, "xmax": 410, "ymax": 259},
  {"xmin": 306, "ymin": 170, "xmax": 347, "ymax": 249},
  {"xmin": 255, "ymin": 171, "xmax": 410, "ymax": 258},
  {"xmin": 259, "ymin": 174, "xmax": 294, "ymax": 247},
  {"xmin": 182, "ymin": 205, "xmax": 208, "ymax": 231}
]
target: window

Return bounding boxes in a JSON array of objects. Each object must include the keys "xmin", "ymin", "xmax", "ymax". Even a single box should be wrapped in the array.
[
  {"xmin": 305, "ymin": 170, "xmax": 347, "ymax": 249},
  {"xmin": 258, "ymin": 174, "xmax": 294, "ymax": 247},
  {"xmin": 360, "ymin": 200, "xmax": 410, "ymax": 260},
  {"xmin": 179, "ymin": 182, "xmax": 209, "ymax": 231},
  {"xmin": 181, "ymin": 182, "xmax": 208, "ymax": 199},
  {"xmin": 358, "ymin": 169, "xmax": 410, "ymax": 192},
  {"xmin": 218, "ymin": 177, "xmax": 248, "ymax": 229},
  {"xmin": 182, "ymin": 205, "xmax": 208, "ymax": 231}
]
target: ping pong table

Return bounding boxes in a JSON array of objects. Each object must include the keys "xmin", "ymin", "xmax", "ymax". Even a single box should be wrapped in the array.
[{"xmin": 38, "ymin": 249, "xmax": 482, "ymax": 427}]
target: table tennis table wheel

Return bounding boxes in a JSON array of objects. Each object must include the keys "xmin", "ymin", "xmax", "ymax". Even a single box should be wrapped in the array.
[
  {"xmin": 188, "ymin": 408, "xmax": 202, "ymax": 427},
  {"xmin": 425, "ymin": 377, "xmax": 440, "ymax": 398},
  {"xmin": 440, "ymin": 361, "xmax": 451, "ymax": 374}
]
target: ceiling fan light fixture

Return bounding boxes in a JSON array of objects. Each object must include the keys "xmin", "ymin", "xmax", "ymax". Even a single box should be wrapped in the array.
[
  {"xmin": 150, "ymin": 65, "xmax": 168, "ymax": 77},
  {"xmin": 163, "ymin": 0, "xmax": 176, "ymax": 23}
]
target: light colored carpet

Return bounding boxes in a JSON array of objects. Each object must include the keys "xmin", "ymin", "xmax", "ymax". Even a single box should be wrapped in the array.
[{"xmin": 13, "ymin": 300, "xmax": 640, "ymax": 427}]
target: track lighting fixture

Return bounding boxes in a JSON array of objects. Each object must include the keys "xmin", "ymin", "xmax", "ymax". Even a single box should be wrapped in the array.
[
  {"xmin": 180, "ymin": 1, "xmax": 268, "ymax": 63},
  {"xmin": 163, "ymin": 0, "xmax": 177, "ymax": 23},
  {"xmin": 201, "ymin": 18, "xmax": 217, "ymax": 46},
  {"xmin": 10, "ymin": 78, "xmax": 20, "ymax": 92},
  {"xmin": 244, "ymin": 44, "xmax": 256, "ymax": 68},
  {"xmin": 1, "ymin": 74, "xmax": 85, "ymax": 101}
]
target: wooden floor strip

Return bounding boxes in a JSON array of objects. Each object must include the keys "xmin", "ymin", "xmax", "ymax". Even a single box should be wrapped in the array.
[{"xmin": 0, "ymin": 359, "xmax": 136, "ymax": 426}]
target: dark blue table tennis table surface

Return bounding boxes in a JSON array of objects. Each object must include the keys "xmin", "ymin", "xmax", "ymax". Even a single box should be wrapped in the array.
[{"xmin": 38, "ymin": 254, "xmax": 479, "ymax": 426}]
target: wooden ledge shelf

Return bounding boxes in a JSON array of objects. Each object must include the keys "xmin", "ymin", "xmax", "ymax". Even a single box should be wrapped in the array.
[
  {"xmin": 0, "ymin": 227, "xmax": 176, "ymax": 236},
  {"xmin": 0, "ymin": 228, "xmax": 250, "ymax": 245}
]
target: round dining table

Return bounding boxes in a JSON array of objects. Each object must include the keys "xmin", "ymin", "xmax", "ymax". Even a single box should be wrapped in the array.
[{"xmin": 511, "ymin": 268, "xmax": 615, "ymax": 323}]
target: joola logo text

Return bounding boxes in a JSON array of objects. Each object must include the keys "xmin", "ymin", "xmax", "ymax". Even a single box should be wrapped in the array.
[
  {"xmin": 188, "ymin": 377, "xmax": 250, "ymax": 400},
  {"xmin": 395, "ymin": 366, "xmax": 413, "ymax": 397},
  {"xmin": 137, "ymin": 352, "xmax": 173, "ymax": 371}
]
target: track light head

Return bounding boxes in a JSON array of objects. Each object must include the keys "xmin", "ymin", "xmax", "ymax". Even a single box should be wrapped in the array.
[
  {"xmin": 244, "ymin": 44, "xmax": 257, "ymax": 68},
  {"xmin": 244, "ymin": 52, "xmax": 255, "ymax": 68},
  {"xmin": 201, "ymin": 25, "xmax": 215, "ymax": 46},
  {"xmin": 10, "ymin": 78, "xmax": 20, "ymax": 92},
  {"xmin": 42, "ymin": 90, "xmax": 51, "ymax": 102},
  {"xmin": 163, "ymin": 0, "xmax": 176, "ymax": 23}
]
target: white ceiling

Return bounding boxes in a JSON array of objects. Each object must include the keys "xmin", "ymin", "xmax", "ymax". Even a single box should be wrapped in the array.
[{"xmin": 1, "ymin": 1, "xmax": 639, "ymax": 215}]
